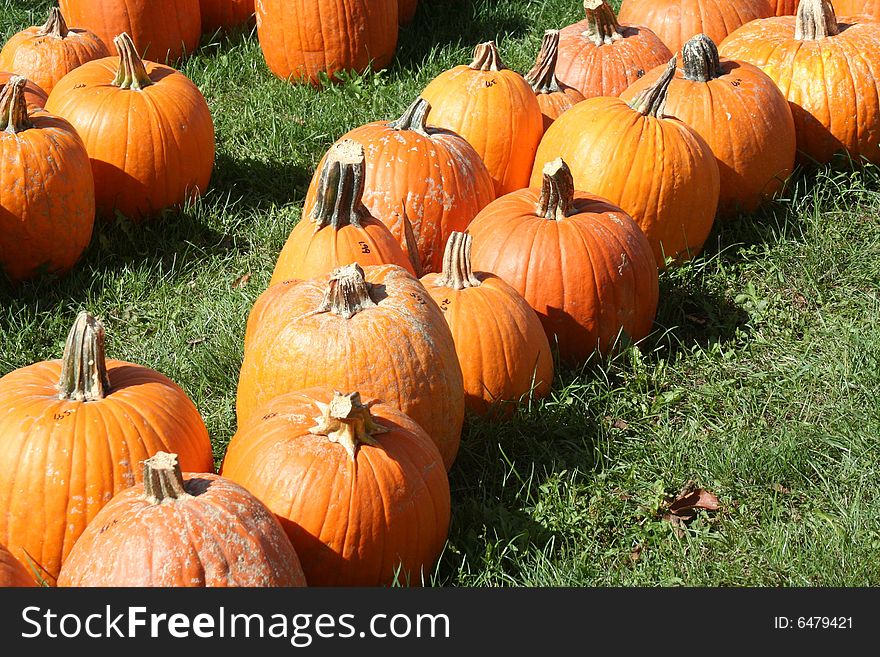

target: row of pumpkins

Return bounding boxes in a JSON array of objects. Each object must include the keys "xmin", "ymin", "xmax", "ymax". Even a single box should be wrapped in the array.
[{"xmin": 2, "ymin": 0, "xmax": 880, "ymax": 587}]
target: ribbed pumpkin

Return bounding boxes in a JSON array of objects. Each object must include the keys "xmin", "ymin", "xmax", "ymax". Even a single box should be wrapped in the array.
[
  {"xmin": 620, "ymin": 34, "xmax": 796, "ymax": 218},
  {"xmin": 469, "ymin": 160, "xmax": 659, "ymax": 363},
  {"xmin": 421, "ymin": 41, "xmax": 543, "ymax": 196},
  {"xmin": 222, "ymin": 389, "xmax": 450, "ymax": 587},
  {"xmin": 0, "ymin": 72, "xmax": 47, "ymax": 108},
  {"xmin": 399, "ymin": 0, "xmax": 419, "ymax": 24},
  {"xmin": 770, "ymin": 0, "xmax": 801, "ymax": 14},
  {"xmin": 45, "ymin": 33, "xmax": 215, "ymax": 222},
  {"xmin": 421, "ymin": 232, "xmax": 554, "ymax": 413},
  {"xmin": 834, "ymin": 1, "xmax": 880, "ymax": 19},
  {"xmin": 0, "ymin": 312, "xmax": 213, "ymax": 584},
  {"xmin": 58, "ymin": 0, "xmax": 201, "ymax": 63},
  {"xmin": 525, "ymin": 30, "xmax": 586, "ymax": 133},
  {"xmin": 200, "ymin": 0, "xmax": 255, "ymax": 33},
  {"xmin": 0, "ymin": 76, "xmax": 94, "ymax": 283},
  {"xmin": 618, "ymin": 0, "xmax": 774, "ymax": 54},
  {"xmin": 555, "ymin": 0, "xmax": 673, "ymax": 99},
  {"xmin": 0, "ymin": 8, "xmax": 109, "ymax": 95},
  {"xmin": 301, "ymin": 99, "xmax": 496, "ymax": 276},
  {"xmin": 272, "ymin": 140, "xmax": 416, "ymax": 285},
  {"xmin": 531, "ymin": 59, "xmax": 720, "ymax": 268},
  {"xmin": 719, "ymin": 0, "xmax": 880, "ymax": 165},
  {"xmin": 57, "ymin": 452, "xmax": 308, "ymax": 587},
  {"xmin": 0, "ymin": 542, "xmax": 35, "ymax": 587},
  {"xmin": 255, "ymin": 0, "xmax": 398, "ymax": 84}
]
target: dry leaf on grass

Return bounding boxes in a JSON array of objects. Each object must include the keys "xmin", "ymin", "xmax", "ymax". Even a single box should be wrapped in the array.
[{"xmin": 232, "ymin": 273, "xmax": 251, "ymax": 289}]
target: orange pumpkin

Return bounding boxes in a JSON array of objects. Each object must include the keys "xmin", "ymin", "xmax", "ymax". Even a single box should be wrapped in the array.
[
  {"xmin": 57, "ymin": 452, "xmax": 308, "ymax": 587},
  {"xmin": 770, "ymin": 0, "xmax": 801, "ymax": 14},
  {"xmin": 237, "ymin": 263, "xmax": 465, "ymax": 470},
  {"xmin": 45, "ymin": 33, "xmax": 215, "ymax": 221},
  {"xmin": 222, "ymin": 389, "xmax": 450, "ymax": 587},
  {"xmin": 421, "ymin": 41, "xmax": 543, "ymax": 196},
  {"xmin": 525, "ymin": 30, "xmax": 586, "ymax": 133},
  {"xmin": 833, "ymin": 0, "xmax": 880, "ymax": 20},
  {"xmin": 200, "ymin": 0, "xmax": 255, "ymax": 33},
  {"xmin": 531, "ymin": 59, "xmax": 720, "ymax": 268},
  {"xmin": 555, "ymin": 0, "xmax": 673, "ymax": 99},
  {"xmin": 0, "ymin": 312, "xmax": 214, "ymax": 584},
  {"xmin": 400, "ymin": 0, "xmax": 419, "ymax": 24},
  {"xmin": 0, "ymin": 543, "xmax": 35, "ymax": 587},
  {"xmin": 0, "ymin": 72, "xmax": 47, "ymax": 108}
]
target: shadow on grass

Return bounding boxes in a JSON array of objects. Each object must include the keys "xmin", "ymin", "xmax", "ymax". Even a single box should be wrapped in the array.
[{"xmin": 211, "ymin": 152, "xmax": 312, "ymax": 211}]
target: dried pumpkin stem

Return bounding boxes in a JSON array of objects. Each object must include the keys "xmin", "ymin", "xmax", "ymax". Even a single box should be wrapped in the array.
[
  {"xmin": 627, "ymin": 57, "xmax": 677, "ymax": 117},
  {"xmin": 536, "ymin": 159, "xmax": 575, "ymax": 221},
  {"xmin": 582, "ymin": 0, "xmax": 624, "ymax": 46},
  {"xmin": 112, "ymin": 32, "xmax": 154, "ymax": 90},
  {"xmin": 525, "ymin": 30, "xmax": 562, "ymax": 94},
  {"xmin": 37, "ymin": 7, "xmax": 69, "ymax": 38},
  {"xmin": 388, "ymin": 97, "xmax": 431, "ymax": 135},
  {"xmin": 435, "ymin": 232, "xmax": 481, "ymax": 290},
  {"xmin": 0, "ymin": 76, "xmax": 33, "ymax": 133},
  {"xmin": 309, "ymin": 392, "xmax": 388, "ymax": 462},
  {"xmin": 142, "ymin": 452, "xmax": 191, "ymax": 503},
  {"xmin": 317, "ymin": 263, "xmax": 378, "ymax": 319},
  {"xmin": 311, "ymin": 139, "xmax": 370, "ymax": 230},
  {"xmin": 58, "ymin": 311, "xmax": 111, "ymax": 402},
  {"xmin": 470, "ymin": 41, "xmax": 505, "ymax": 71},
  {"xmin": 682, "ymin": 34, "xmax": 722, "ymax": 82},
  {"xmin": 794, "ymin": 0, "xmax": 839, "ymax": 40}
]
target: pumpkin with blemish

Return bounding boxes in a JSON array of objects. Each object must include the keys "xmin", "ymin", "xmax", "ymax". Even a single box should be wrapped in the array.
[
  {"xmin": 526, "ymin": 30, "xmax": 585, "ymax": 133},
  {"xmin": 0, "ymin": 543, "xmax": 35, "ymax": 587}
]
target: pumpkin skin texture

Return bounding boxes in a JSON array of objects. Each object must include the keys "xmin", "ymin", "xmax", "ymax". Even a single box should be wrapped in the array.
[
  {"xmin": 525, "ymin": 30, "xmax": 586, "ymax": 133},
  {"xmin": 57, "ymin": 453, "xmax": 308, "ymax": 587},
  {"xmin": 531, "ymin": 60, "xmax": 720, "ymax": 268},
  {"xmin": 0, "ymin": 543, "xmax": 35, "ymax": 587},
  {"xmin": 200, "ymin": 0, "xmax": 255, "ymax": 34},
  {"xmin": 618, "ymin": 0, "xmax": 774, "ymax": 54},
  {"xmin": 770, "ymin": 0, "xmax": 801, "ymax": 15},
  {"xmin": 620, "ymin": 35, "xmax": 796, "ymax": 218},
  {"xmin": 0, "ymin": 9, "xmax": 109, "ymax": 96},
  {"xmin": 469, "ymin": 160, "xmax": 659, "ymax": 364},
  {"xmin": 719, "ymin": 0, "xmax": 880, "ymax": 165},
  {"xmin": 45, "ymin": 33, "xmax": 215, "ymax": 222},
  {"xmin": 255, "ymin": 0, "xmax": 398, "ymax": 85},
  {"xmin": 58, "ymin": 0, "xmax": 201, "ymax": 63},
  {"xmin": 399, "ymin": 0, "xmax": 419, "ymax": 24},
  {"xmin": 222, "ymin": 389, "xmax": 450, "ymax": 587},
  {"xmin": 556, "ymin": 0, "xmax": 673, "ymax": 99},
  {"xmin": 0, "ymin": 72, "xmax": 47, "ymax": 108},
  {"xmin": 0, "ymin": 77, "xmax": 95, "ymax": 283},
  {"xmin": 834, "ymin": 1, "xmax": 880, "ymax": 20},
  {"xmin": 421, "ymin": 41, "xmax": 543, "ymax": 196}
]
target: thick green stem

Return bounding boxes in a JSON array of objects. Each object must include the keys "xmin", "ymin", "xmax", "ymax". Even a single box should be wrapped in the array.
[
  {"xmin": 470, "ymin": 41, "xmax": 505, "ymax": 71},
  {"xmin": 309, "ymin": 392, "xmax": 388, "ymax": 461},
  {"xmin": 317, "ymin": 263, "xmax": 378, "ymax": 319},
  {"xmin": 627, "ymin": 57, "xmax": 676, "ymax": 117},
  {"xmin": 111, "ymin": 32, "xmax": 154, "ymax": 90},
  {"xmin": 435, "ymin": 232, "xmax": 480, "ymax": 290},
  {"xmin": 535, "ymin": 159, "xmax": 575, "ymax": 221},
  {"xmin": 525, "ymin": 30, "xmax": 562, "ymax": 94},
  {"xmin": 794, "ymin": 0, "xmax": 839, "ymax": 40},
  {"xmin": 388, "ymin": 97, "xmax": 431, "ymax": 135},
  {"xmin": 582, "ymin": 0, "xmax": 624, "ymax": 46},
  {"xmin": 0, "ymin": 76, "xmax": 33, "ymax": 133},
  {"xmin": 57, "ymin": 311, "xmax": 111, "ymax": 402},
  {"xmin": 682, "ymin": 34, "xmax": 722, "ymax": 82},
  {"xmin": 37, "ymin": 8, "xmax": 69, "ymax": 38},
  {"xmin": 142, "ymin": 452, "xmax": 191, "ymax": 503},
  {"xmin": 310, "ymin": 139, "xmax": 370, "ymax": 229}
]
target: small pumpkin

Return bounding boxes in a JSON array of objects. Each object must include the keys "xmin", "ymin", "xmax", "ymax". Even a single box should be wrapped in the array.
[
  {"xmin": 57, "ymin": 452, "xmax": 308, "ymax": 587},
  {"xmin": 200, "ymin": 0, "xmax": 255, "ymax": 34},
  {"xmin": 0, "ymin": 72, "xmax": 47, "ymax": 108},
  {"xmin": 525, "ymin": 30, "xmax": 586, "ymax": 133},
  {"xmin": 0, "ymin": 543, "xmax": 35, "ymax": 587}
]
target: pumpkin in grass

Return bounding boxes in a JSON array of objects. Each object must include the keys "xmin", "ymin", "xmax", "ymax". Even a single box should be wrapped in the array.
[
  {"xmin": 719, "ymin": 0, "xmax": 880, "ymax": 165},
  {"xmin": 421, "ymin": 41, "xmax": 543, "ymax": 196},
  {"xmin": 620, "ymin": 34, "xmax": 796, "ymax": 218},
  {"xmin": 237, "ymin": 263, "xmax": 464, "ymax": 470},
  {"xmin": 222, "ymin": 389, "xmax": 450, "ymax": 587},
  {"xmin": 0, "ymin": 312, "xmax": 213, "ymax": 584},
  {"xmin": 301, "ymin": 99, "xmax": 496, "ymax": 276},
  {"xmin": 0, "ymin": 72, "xmax": 47, "ymax": 108},
  {"xmin": 555, "ymin": 0, "xmax": 672, "ymax": 99},
  {"xmin": 200, "ymin": 0, "xmax": 255, "ymax": 34},
  {"xmin": 57, "ymin": 452, "xmax": 307, "ymax": 587},
  {"xmin": 0, "ymin": 543, "xmax": 35, "ymax": 587},
  {"xmin": 833, "ymin": 1, "xmax": 880, "ymax": 20},
  {"xmin": 272, "ymin": 140, "xmax": 416, "ymax": 284},
  {"xmin": 45, "ymin": 33, "xmax": 215, "ymax": 222},
  {"xmin": 0, "ymin": 77, "xmax": 94, "ymax": 283},
  {"xmin": 399, "ymin": 0, "xmax": 419, "ymax": 24},
  {"xmin": 525, "ymin": 30, "xmax": 586, "ymax": 133},
  {"xmin": 0, "ymin": 8, "xmax": 109, "ymax": 96},
  {"xmin": 421, "ymin": 232, "xmax": 554, "ymax": 414},
  {"xmin": 530, "ymin": 59, "xmax": 720, "ymax": 269},
  {"xmin": 770, "ymin": 0, "xmax": 800, "ymax": 14},
  {"xmin": 469, "ymin": 159, "xmax": 659, "ymax": 364}
]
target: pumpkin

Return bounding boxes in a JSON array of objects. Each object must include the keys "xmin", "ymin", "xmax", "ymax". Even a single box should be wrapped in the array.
[
  {"xmin": 0, "ymin": 312, "xmax": 214, "ymax": 584},
  {"xmin": 719, "ymin": 0, "xmax": 880, "ymax": 165},
  {"xmin": 45, "ymin": 33, "xmax": 215, "ymax": 222},
  {"xmin": 400, "ymin": 0, "xmax": 419, "ymax": 24},
  {"xmin": 237, "ymin": 263, "xmax": 465, "ymax": 470},
  {"xmin": 0, "ymin": 542, "xmax": 35, "ymax": 587},
  {"xmin": 0, "ymin": 72, "xmax": 47, "ymax": 108},
  {"xmin": 272, "ymin": 140, "xmax": 416, "ymax": 285},
  {"xmin": 770, "ymin": 0, "xmax": 801, "ymax": 14},
  {"xmin": 200, "ymin": 0, "xmax": 255, "ymax": 34},
  {"xmin": 421, "ymin": 232, "xmax": 554, "ymax": 413},
  {"xmin": 469, "ymin": 159, "xmax": 659, "ymax": 363},
  {"xmin": 0, "ymin": 76, "xmax": 94, "ymax": 283},
  {"xmin": 255, "ymin": 0, "xmax": 398, "ymax": 84},
  {"xmin": 57, "ymin": 452, "xmax": 308, "ymax": 587},
  {"xmin": 300, "ymin": 98, "xmax": 496, "ymax": 276},
  {"xmin": 618, "ymin": 0, "xmax": 774, "ymax": 54},
  {"xmin": 525, "ymin": 30, "xmax": 586, "ymax": 133},
  {"xmin": 620, "ymin": 34, "xmax": 796, "ymax": 218},
  {"xmin": 555, "ymin": 0, "xmax": 673, "ymax": 99},
  {"xmin": 530, "ymin": 59, "xmax": 720, "ymax": 268},
  {"xmin": 0, "ymin": 8, "xmax": 109, "ymax": 96},
  {"xmin": 58, "ymin": 0, "xmax": 201, "ymax": 63},
  {"xmin": 421, "ymin": 41, "xmax": 543, "ymax": 196},
  {"xmin": 833, "ymin": 1, "xmax": 880, "ymax": 20},
  {"xmin": 222, "ymin": 389, "xmax": 450, "ymax": 586}
]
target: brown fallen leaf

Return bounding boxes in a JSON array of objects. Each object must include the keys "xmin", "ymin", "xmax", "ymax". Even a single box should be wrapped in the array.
[
  {"xmin": 772, "ymin": 483, "xmax": 791, "ymax": 494},
  {"xmin": 630, "ymin": 544, "xmax": 643, "ymax": 563},
  {"xmin": 668, "ymin": 487, "xmax": 720, "ymax": 517},
  {"xmin": 662, "ymin": 513, "xmax": 688, "ymax": 538},
  {"xmin": 232, "ymin": 273, "xmax": 251, "ymax": 289}
]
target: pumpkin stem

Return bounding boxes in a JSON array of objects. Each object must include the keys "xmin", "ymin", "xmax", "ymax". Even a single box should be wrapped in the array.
[
  {"xmin": 388, "ymin": 97, "xmax": 431, "ymax": 136},
  {"xmin": 142, "ymin": 452, "xmax": 192, "ymax": 503},
  {"xmin": 111, "ymin": 32, "xmax": 154, "ymax": 91},
  {"xmin": 310, "ymin": 139, "xmax": 370, "ymax": 230},
  {"xmin": 317, "ymin": 263, "xmax": 378, "ymax": 319},
  {"xmin": 470, "ymin": 41, "xmax": 505, "ymax": 71},
  {"xmin": 582, "ymin": 0, "xmax": 624, "ymax": 46},
  {"xmin": 434, "ymin": 232, "xmax": 481, "ymax": 290},
  {"xmin": 401, "ymin": 206, "xmax": 423, "ymax": 278},
  {"xmin": 37, "ymin": 7, "xmax": 70, "ymax": 38},
  {"xmin": 525, "ymin": 30, "xmax": 563, "ymax": 95},
  {"xmin": 682, "ymin": 34, "xmax": 722, "ymax": 82},
  {"xmin": 309, "ymin": 391, "xmax": 388, "ymax": 462},
  {"xmin": 0, "ymin": 76, "xmax": 33, "ymax": 134},
  {"xmin": 627, "ymin": 57, "xmax": 676, "ymax": 117},
  {"xmin": 536, "ymin": 158, "xmax": 575, "ymax": 221},
  {"xmin": 794, "ymin": 0, "xmax": 839, "ymax": 40},
  {"xmin": 57, "ymin": 311, "xmax": 111, "ymax": 402}
]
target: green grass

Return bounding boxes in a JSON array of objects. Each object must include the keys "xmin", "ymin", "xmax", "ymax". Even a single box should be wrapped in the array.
[{"xmin": 3, "ymin": 0, "xmax": 880, "ymax": 586}]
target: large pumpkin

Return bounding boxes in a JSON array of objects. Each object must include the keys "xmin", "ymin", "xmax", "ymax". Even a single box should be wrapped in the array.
[
  {"xmin": 530, "ymin": 59, "xmax": 720, "ymax": 268},
  {"xmin": 833, "ymin": 1, "xmax": 880, "ymax": 19},
  {"xmin": 0, "ymin": 312, "xmax": 214, "ymax": 583},
  {"xmin": 57, "ymin": 452, "xmax": 308, "ymax": 587},
  {"xmin": 237, "ymin": 263, "xmax": 465, "ymax": 470},
  {"xmin": 0, "ymin": 543, "xmax": 34, "ymax": 587},
  {"xmin": 555, "ymin": 0, "xmax": 673, "ymax": 99},
  {"xmin": 0, "ymin": 72, "xmax": 47, "ymax": 108},
  {"xmin": 45, "ymin": 33, "xmax": 215, "ymax": 221},
  {"xmin": 525, "ymin": 30, "xmax": 586, "ymax": 133},
  {"xmin": 0, "ymin": 76, "xmax": 94, "ymax": 283},
  {"xmin": 200, "ymin": 0, "xmax": 255, "ymax": 33},
  {"xmin": 770, "ymin": 0, "xmax": 801, "ymax": 14},
  {"xmin": 719, "ymin": 0, "xmax": 880, "ymax": 165},
  {"xmin": 620, "ymin": 34, "xmax": 796, "ymax": 218},
  {"xmin": 421, "ymin": 41, "xmax": 543, "ymax": 196},
  {"xmin": 222, "ymin": 389, "xmax": 450, "ymax": 587}
]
